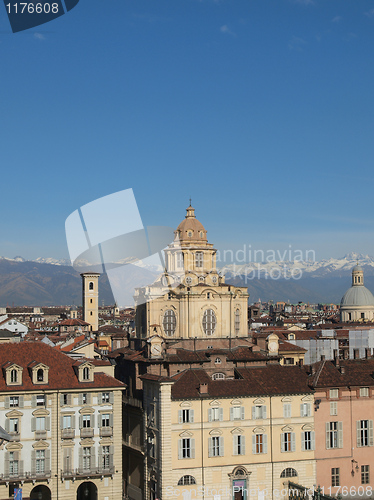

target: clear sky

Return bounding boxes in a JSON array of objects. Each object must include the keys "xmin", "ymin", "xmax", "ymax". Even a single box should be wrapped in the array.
[{"xmin": 1, "ymin": 0, "xmax": 374, "ymax": 263}]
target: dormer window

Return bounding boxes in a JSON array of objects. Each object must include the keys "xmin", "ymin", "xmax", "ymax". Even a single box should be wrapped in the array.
[
  {"xmin": 31, "ymin": 363, "xmax": 49, "ymax": 385},
  {"xmin": 188, "ymin": 231, "xmax": 193, "ymax": 237},
  {"xmin": 79, "ymin": 362, "xmax": 94, "ymax": 383},
  {"xmin": 37, "ymin": 369, "xmax": 44, "ymax": 382},
  {"xmin": 83, "ymin": 367, "xmax": 90, "ymax": 380},
  {"xmin": 4, "ymin": 364, "xmax": 23, "ymax": 386}
]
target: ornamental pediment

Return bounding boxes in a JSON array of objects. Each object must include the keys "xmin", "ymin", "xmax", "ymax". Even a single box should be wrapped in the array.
[
  {"xmin": 231, "ymin": 399, "xmax": 242, "ymax": 406},
  {"xmin": 209, "ymin": 429, "xmax": 222, "ymax": 436},
  {"xmin": 180, "ymin": 401, "xmax": 192, "ymax": 407},
  {"xmin": 231, "ymin": 427, "xmax": 244, "ymax": 435},
  {"xmin": 302, "ymin": 424, "xmax": 314, "ymax": 431},
  {"xmin": 281, "ymin": 425, "xmax": 294, "ymax": 432},
  {"xmin": 32, "ymin": 441, "xmax": 49, "ymax": 450},
  {"xmin": 253, "ymin": 427, "xmax": 266, "ymax": 433},
  {"xmin": 209, "ymin": 400, "xmax": 221, "ymax": 406},
  {"xmin": 79, "ymin": 406, "xmax": 95, "ymax": 414},
  {"xmin": 301, "ymin": 395, "xmax": 313, "ymax": 402},
  {"xmin": 179, "ymin": 430, "xmax": 193, "ymax": 438},
  {"xmin": 253, "ymin": 398, "xmax": 265, "ymax": 405},
  {"xmin": 5, "ymin": 410, "xmax": 23, "ymax": 418},
  {"xmin": 281, "ymin": 396, "xmax": 292, "ymax": 402},
  {"xmin": 32, "ymin": 408, "xmax": 50, "ymax": 417}
]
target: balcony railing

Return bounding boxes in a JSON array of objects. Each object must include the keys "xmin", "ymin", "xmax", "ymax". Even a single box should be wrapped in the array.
[
  {"xmin": 80, "ymin": 428, "xmax": 94, "ymax": 438},
  {"xmin": 61, "ymin": 466, "xmax": 115, "ymax": 479},
  {"xmin": 9, "ymin": 432, "xmax": 20, "ymax": 442},
  {"xmin": 35, "ymin": 430, "xmax": 47, "ymax": 440},
  {"xmin": 99, "ymin": 427, "xmax": 113, "ymax": 437},
  {"xmin": 0, "ymin": 469, "xmax": 51, "ymax": 483},
  {"xmin": 61, "ymin": 429, "xmax": 75, "ymax": 439}
]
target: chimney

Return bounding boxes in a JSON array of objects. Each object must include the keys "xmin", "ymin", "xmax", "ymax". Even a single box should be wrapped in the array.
[
  {"xmin": 199, "ymin": 383, "xmax": 208, "ymax": 394},
  {"xmin": 340, "ymin": 366, "xmax": 345, "ymax": 375}
]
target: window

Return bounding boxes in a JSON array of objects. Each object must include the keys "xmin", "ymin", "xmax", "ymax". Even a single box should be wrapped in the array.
[
  {"xmin": 280, "ymin": 468, "xmax": 298, "ymax": 478},
  {"xmin": 36, "ymin": 395, "xmax": 45, "ymax": 406},
  {"xmin": 89, "ymin": 282, "xmax": 94, "ymax": 290},
  {"xmin": 163, "ymin": 310, "xmax": 177, "ymax": 336},
  {"xmin": 82, "ymin": 415, "xmax": 91, "ymax": 428},
  {"xmin": 37, "ymin": 369, "xmax": 44, "ymax": 382},
  {"xmin": 101, "ymin": 414, "xmax": 110, "ymax": 427},
  {"xmin": 331, "ymin": 468, "xmax": 340, "ymax": 487},
  {"xmin": 178, "ymin": 409, "xmax": 194, "ymax": 424},
  {"xmin": 284, "ymin": 357, "xmax": 295, "ymax": 365},
  {"xmin": 357, "ymin": 420, "xmax": 373, "ymax": 447},
  {"xmin": 202, "ymin": 309, "xmax": 216, "ymax": 336},
  {"xmin": 82, "ymin": 367, "xmax": 90, "ymax": 380},
  {"xmin": 234, "ymin": 309, "xmax": 240, "ymax": 334},
  {"xmin": 176, "ymin": 252, "xmax": 184, "ymax": 269},
  {"xmin": 361, "ymin": 465, "xmax": 370, "ymax": 485},
  {"xmin": 360, "ymin": 387, "xmax": 369, "ymax": 397},
  {"xmin": 252, "ymin": 405, "xmax": 267, "ymax": 420},
  {"xmin": 212, "ymin": 372, "xmax": 225, "ymax": 380},
  {"xmin": 36, "ymin": 417, "xmax": 45, "ymax": 431},
  {"xmin": 283, "ymin": 403, "xmax": 291, "ymax": 418},
  {"xmin": 230, "ymin": 406, "xmax": 244, "ymax": 421},
  {"xmin": 253, "ymin": 434, "xmax": 267, "ymax": 454},
  {"xmin": 101, "ymin": 392, "xmax": 110, "ymax": 404},
  {"xmin": 208, "ymin": 407, "xmax": 223, "ymax": 422},
  {"xmin": 207, "ymin": 292, "xmax": 211, "ymax": 299},
  {"xmin": 302, "ymin": 431, "xmax": 315, "ymax": 451},
  {"xmin": 300, "ymin": 403, "xmax": 311, "ymax": 417},
  {"xmin": 63, "ymin": 415, "xmax": 72, "ymax": 429},
  {"xmin": 281, "ymin": 432, "xmax": 295, "ymax": 452},
  {"xmin": 209, "ymin": 436, "xmax": 224, "ymax": 457},
  {"xmin": 36, "ymin": 450, "xmax": 45, "ymax": 473},
  {"xmin": 149, "ymin": 434, "xmax": 155, "ymax": 458},
  {"xmin": 62, "ymin": 394, "xmax": 68, "ymax": 405},
  {"xmin": 233, "ymin": 435, "xmax": 245, "ymax": 455},
  {"xmin": 9, "ymin": 452, "xmax": 19, "ymax": 475},
  {"xmin": 329, "ymin": 389, "xmax": 339, "ymax": 399},
  {"xmin": 82, "ymin": 393, "xmax": 88, "ymax": 405},
  {"xmin": 326, "ymin": 422, "xmax": 343, "ymax": 449},
  {"xmin": 102, "ymin": 445, "xmax": 110, "ymax": 469},
  {"xmin": 195, "ymin": 252, "xmax": 203, "ymax": 268},
  {"xmin": 330, "ymin": 402, "xmax": 338, "ymax": 416},
  {"xmin": 178, "ymin": 438, "xmax": 195, "ymax": 459},
  {"xmin": 215, "ymin": 357, "xmax": 221, "ymax": 364},
  {"xmin": 9, "ymin": 418, "xmax": 19, "ymax": 433},
  {"xmin": 9, "ymin": 396, "xmax": 19, "ymax": 408},
  {"xmin": 10, "ymin": 369, "xmax": 17, "ymax": 383},
  {"xmin": 178, "ymin": 476, "xmax": 196, "ymax": 486},
  {"xmin": 82, "ymin": 447, "xmax": 91, "ymax": 469}
]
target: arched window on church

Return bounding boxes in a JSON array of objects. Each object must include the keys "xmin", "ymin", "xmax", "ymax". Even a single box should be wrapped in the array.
[
  {"xmin": 89, "ymin": 282, "xmax": 94, "ymax": 290},
  {"xmin": 163, "ymin": 310, "xmax": 176, "ymax": 336},
  {"xmin": 176, "ymin": 252, "xmax": 184, "ymax": 269},
  {"xmin": 234, "ymin": 309, "xmax": 240, "ymax": 334},
  {"xmin": 202, "ymin": 309, "xmax": 216, "ymax": 336}
]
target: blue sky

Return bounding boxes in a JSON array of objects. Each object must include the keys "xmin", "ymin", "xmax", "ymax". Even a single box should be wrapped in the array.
[{"xmin": 1, "ymin": 0, "xmax": 374, "ymax": 263}]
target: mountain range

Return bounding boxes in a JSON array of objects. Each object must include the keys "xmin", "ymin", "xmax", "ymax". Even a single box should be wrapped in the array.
[{"xmin": 0, "ymin": 252, "xmax": 373, "ymax": 306}]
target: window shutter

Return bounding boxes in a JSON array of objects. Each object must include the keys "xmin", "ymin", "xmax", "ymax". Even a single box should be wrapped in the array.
[
  {"xmin": 71, "ymin": 415, "xmax": 76, "ymax": 428},
  {"xmin": 178, "ymin": 410, "xmax": 183, "ymax": 424},
  {"xmin": 178, "ymin": 440, "xmax": 182, "ymax": 459},
  {"xmin": 326, "ymin": 423, "xmax": 330, "ymax": 449},
  {"xmin": 241, "ymin": 407, "xmax": 245, "ymax": 420},
  {"xmin": 45, "ymin": 449, "xmax": 51, "ymax": 471},
  {"xmin": 90, "ymin": 448, "xmax": 96, "ymax": 469},
  {"xmin": 5, "ymin": 419, "xmax": 9, "ymax": 433},
  {"xmin": 307, "ymin": 403, "xmax": 311, "ymax": 417},
  {"xmin": 45, "ymin": 417, "xmax": 51, "ymax": 431},
  {"xmin": 300, "ymin": 404, "xmax": 304, "ymax": 417},
  {"xmin": 252, "ymin": 435, "xmax": 256, "ymax": 454},
  {"xmin": 79, "ymin": 448, "xmax": 83, "ymax": 471},
  {"xmin": 252, "ymin": 407, "xmax": 256, "ymax": 420},
  {"xmin": 219, "ymin": 408, "xmax": 223, "ymax": 421},
  {"xmin": 233, "ymin": 435, "xmax": 238, "ymax": 455},
  {"xmin": 79, "ymin": 416, "xmax": 83, "ymax": 429},
  {"xmin": 241, "ymin": 435, "xmax": 246, "ymax": 455},
  {"xmin": 338, "ymin": 421, "xmax": 343, "ymax": 448},
  {"xmin": 87, "ymin": 393, "xmax": 92, "ymax": 405},
  {"xmin": 4, "ymin": 453, "xmax": 9, "ymax": 476},
  {"xmin": 263, "ymin": 434, "xmax": 268, "ymax": 454},
  {"xmin": 60, "ymin": 416, "xmax": 64, "ymax": 429},
  {"xmin": 357, "ymin": 421, "xmax": 361, "ymax": 447},
  {"xmin": 31, "ymin": 417, "xmax": 36, "ymax": 432},
  {"xmin": 262, "ymin": 406, "xmax": 267, "ymax": 419},
  {"xmin": 109, "ymin": 392, "xmax": 114, "ymax": 404},
  {"xmin": 31, "ymin": 450, "xmax": 36, "ymax": 474},
  {"xmin": 190, "ymin": 410, "xmax": 194, "ymax": 423},
  {"xmin": 19, "ymin": 460, "xmax": 24, "ymax": 476},
  {"xmin": 219, "ymin": 437, "xmax": 224, "ymax": 456},
  {"xmin": 4, "ymin": 397, "xmax": 9, "ymax": 409},
  {"xmin": 369, "ymin": 421, "xmax": 374, "ymax": 446},
  {"xmin": 281, "ymin": 433, "xmax": 285, "ymax": 452},
  {"xmin": 291, "ymin": 432, "xmax": 296, "ymax": 452},
  {"xmin": 230, "ymin": 408, "xmax": 234, "ymax": 421},
  {"xmin": 109, "ymin": 414, "xmax": 113, "ymax": 427},
  {"xmin": 109, "ymin": 445, "xmax": 114, "ymax": 468},
  {"xmin": 91, "ymin": 414, "xmax": 95, "ymax": 428},
  {"xmin": 208, "ymin": 409, "xmax": 212, "ymax": 422},
  {"xmin": 191, "ymin": 439, "xmax": 195, "ymax": 459},
  {"xmin": 31, "ymin": 395, "xmax": 37, "ymax": 407},
  {"xmin": 98, "ymin": 446, "xmax": 103, "ymax": 468},
  {"xmin": 78, "ymin": 394, "xmax": 83, "ymax": 405},
  {"xmin": 19, "ymin": 396, "xmax": 24, "ymax": 408},
  {"xmin": 60, "ymin": 394, "xmax": 65, "ymax": 406},
  {"xmin": 301, "ymin": 432, "xmax": 305, "ymax": 451},
  {"xmin": 208, "ymin": 437, "xmax": 213, "ymax": 457},
  {"xmin": 311, "ymin": 431, "xmax": 315, "ymax": 451},
  {"xmin": 68, "ymin": 394, "xmax": 72, "ymax": 405}
]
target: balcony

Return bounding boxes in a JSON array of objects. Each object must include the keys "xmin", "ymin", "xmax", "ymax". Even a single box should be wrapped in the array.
[
  {"xmin": 99, "ymin": 427, "xmax": 113, "ymax": 438},
  {"xmin": 80, "ymin": 428, "xmax": 94, "ymax": 438},
  {"xmin": 0, "ymin": 469, "xmax": 51, "ymax": 483},
  {"xmin": 61, "ymin": 429, "xmax": 75, "ymax": 439},
  {"xmin": 9, "ymin": 432, "xmax": 20, "ymax": 442},
  {"xmin": 62, "ymin": 466, "xmax": 115, "ymax": 479},
  {"xmin": 35, "ymin": 430, "xmax": 47, "ymax": 440}
]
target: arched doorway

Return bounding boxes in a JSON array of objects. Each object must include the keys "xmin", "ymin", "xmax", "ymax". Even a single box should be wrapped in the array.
[
  {"xmin": 77, "ymin": 481, "xmax": 98, "ymax": 500},
  {"xmin": 229, "ymin": 467, "xmax": 250, "ymax": 500},
  {"xmin": 30, "ymin": 485, "xmax": 51, "ymax": 500}
]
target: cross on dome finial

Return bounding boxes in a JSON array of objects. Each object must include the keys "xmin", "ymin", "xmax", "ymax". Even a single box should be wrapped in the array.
[{"xmin": 189, "ymin": 197, "xmax": 192, "ymax": 207}]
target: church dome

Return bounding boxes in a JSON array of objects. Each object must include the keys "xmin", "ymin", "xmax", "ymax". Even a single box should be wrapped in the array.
[
  {"xmin": 340, "ymin": 286, "xmax": 374, "ymax": 307},
  {"xmin": 176, "ymin": 204, "xmax": 207, "ymax": 242},
  {"xmin": 352, "ymin": 264, "xmax": 363, "ymax": 273}
]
